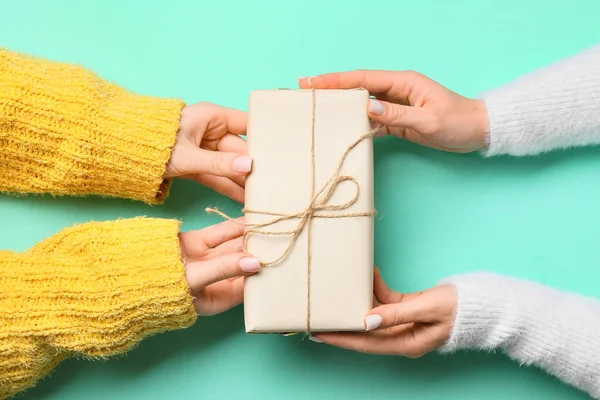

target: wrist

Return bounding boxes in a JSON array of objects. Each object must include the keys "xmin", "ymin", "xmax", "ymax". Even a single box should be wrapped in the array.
[{"xmin": 470, "ymin": 99, "xmax": 490, "ymax": 151}]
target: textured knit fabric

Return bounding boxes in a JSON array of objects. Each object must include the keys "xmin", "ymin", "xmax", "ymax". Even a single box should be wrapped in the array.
[
  {"xmin": 481, "ymin": 44, "xmax": 600, "ymax": 157},
  {"xmin": 439, "ymin": 273, "xmax": 600, "ymax": 399},
  {"xmin": 0, "ymin": 48, "xmax": 196, "ymax": 398},
  {"xmin": 0, "ymin": 218, "xmax": 197, "ymax": 399},
  {"xmin": 0, "ymin": 48, "xmax": 185, "ymax": 204}
]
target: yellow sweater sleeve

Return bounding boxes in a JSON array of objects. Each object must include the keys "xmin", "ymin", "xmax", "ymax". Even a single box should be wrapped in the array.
[
  {"xmin": 0, "ymin": 218, "xmax": 197, "ymax": 399},
  {"xmin": 0, "ymin": 48, "xmax": 185, "ymax": 204}
]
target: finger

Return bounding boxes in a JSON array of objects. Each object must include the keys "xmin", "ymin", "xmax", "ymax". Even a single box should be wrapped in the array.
[
  {"xmin": 190, "ymin": 147, "xmax": 252, "ymax": 179},
  {"xmin": 372, "ymin": 294, "xmax": 379, "ymax": 307},
  {"xmin": 299, "ymin": 70, "xmax": 425, "ymax": 100},
  {"xmin": 181, "ymin": 218, "xmax": 244, "ymax": 251},
  {"xmin": 367, "ymin": 299, "xmax": 433, "ymax": 330},
  {"xmin": 374, "ymin": 92, "xmax": 409, "ymax": 107},
  {"xmin": 311, "ymin": 327, "xmax": 431, "ymax": 358},
  {"xmin": 194, "ymin": 277, "xmax": 245, "ymax": 316},
  {"xmin": 209, "ymin": 237, "xmax": 244, "ymax": 258},
  {"xmin": 215, "ymin": 135, "xmax": 248, "ymax": 188},
  {"xmin": 185, "ymin": 252, "xmax": 259, "ymax": 292},
  {"xmin": 220, "ymin": 107, "xmax": 247, "ymax": 136},
  {"xmin": 183, "ymin": 237, "xmax": 244, "ymax": 263},
  {"xmin": 372, "ymin": 268, "xmax": 423, "ymax": 305},
  {"xmin": 309, "ymin": 331, "xmax": 404, "ymax": 355},
  {"xmin": 373, "ymin": 268, "xmax": 404, "ymax": 304},
  {"xmin": 188, "ymin": 173, "xmax": 245, "ymax": 203},
  {"xmin": 217, "ymin": 133, "xmax": 247, "ymax": 154},
  {"xmin": 300, "ymin": 70, "xmax": 398, "ymax": 93},
  {"xmin": 202, "ymin": 132, "xmax": 247, "ymax": 152},
  {"xmin": 231, "ymin": 174, "xmax": 246, "ymax": 189},
  {"xmin": 367, "ymin": 99, "xmax": 435, "ymax": 132},
  {"xmin": 201, "ymin": 103, "xmax": 247, "ymax": 136}
]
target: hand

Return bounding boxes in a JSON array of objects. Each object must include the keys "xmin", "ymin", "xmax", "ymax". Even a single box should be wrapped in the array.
[
  {"xmin": 310, "ymin": 269, "xmax": 457, "ymax": 357},
  {"xmin": 165, "ymin": 102, "xmax": 250, "ymax": 203},
  {"xmin": 179, "ymin": 218, "xmax": 260, "ymax": 316},
  {"xmin": 299, "ymin": 71, "xmax": 489, "ymax": 153}
]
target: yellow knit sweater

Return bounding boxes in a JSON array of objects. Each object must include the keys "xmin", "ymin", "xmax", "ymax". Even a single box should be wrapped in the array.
[{"xmin": 0, "ymin": 48, "xmax": 198, "ymax": 399}]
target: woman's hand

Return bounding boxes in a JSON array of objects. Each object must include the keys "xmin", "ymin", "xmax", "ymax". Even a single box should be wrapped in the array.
[
  {"xmin": 165, "ymin": 102, "xmax": 250, "ymax": 203},
  {"xmin": 299, "ymin": 71, "xmax": 489, "ymax": 153},
  {"xmin": 179, "ymin": 219, "xmax": 259, "ymax": 316},
  {"xmin": 310, "ymin": 269, "xmax": 457, "ymax": 357}
]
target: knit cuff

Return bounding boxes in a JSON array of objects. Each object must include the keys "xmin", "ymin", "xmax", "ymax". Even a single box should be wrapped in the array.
[
  {"xmin": 0, "ymin": 48, "xmax": 185, "ymax": 204},
  {"xmin": 437, "ymin": 273, "xmax": 523, "ymax": 354},
  {"xmin": 83, "ymin": 92, "xmax": 184, "ymax": 204},
  {"xmin": 23, "ymin": 218, "xmax": 197, "ymax": 356},
  {"xmin": 478, "ymin": 90, "xmax": 530, "ymax": 158},
  {"xmin": 82, "ymin": 90, "xmax": 184, "ymax": 204}
]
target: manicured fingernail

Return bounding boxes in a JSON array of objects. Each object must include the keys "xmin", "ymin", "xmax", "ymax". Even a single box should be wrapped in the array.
[
  {"xmin": 368, "ymin": 99, "xmax": 385, "ymax": 116},
  {"xmin": 232, "ymin": 156, "xmax": 252, "ymax": 173},
  {"xmin": 309, "ymin": 335, "xmax": 323, "ymax": 343},
  {"xmin": 239, "ymin": 257, "xmax": 260, "ymax": 272},
  {"xmin": 307, "ymin": 76, "xmax": 314, "ymax": 87},
  {"xmin": 365, "ymin": 314, "xmax": 382, "ymax": 331}
]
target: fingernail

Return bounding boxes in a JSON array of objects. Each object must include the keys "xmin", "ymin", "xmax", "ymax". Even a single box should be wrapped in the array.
[
  {"xmin": 239, "ymin": 257, "xmax": 261, "ymax": 272},
  {"xmin": 309, "ymin": 335, "xmax": 323, "ymax": 343},
  {"xmin": 232, "ymin": 156, "xmax": 252, "ymax": 173},
  {"xmin": 365, "ymin": 314, "xmax": 382, "ymax": 331},
  {"xmin": 298, "ymin": 76, "xmax": 308, "ymax": 82},
  {"xmin": 307, "ymin": 76, "xmax": 314, "ymax": 87},
  {"xmin": 368, "ymin": 99, "xmax": 385, "ymax": 116}
]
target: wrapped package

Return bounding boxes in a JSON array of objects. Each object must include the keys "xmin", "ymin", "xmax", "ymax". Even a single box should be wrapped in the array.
[{"xmin": 243, "ymin": 88, "xmax": 375, "ymax": 333}]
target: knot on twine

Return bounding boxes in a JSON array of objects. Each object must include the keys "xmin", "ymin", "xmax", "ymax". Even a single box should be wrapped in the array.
[{"xmin": 206, "ymin": 126, "xmax": 378, "ymax": 267}]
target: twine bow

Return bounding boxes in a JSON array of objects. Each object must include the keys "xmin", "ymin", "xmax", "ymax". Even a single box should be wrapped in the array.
[{"xmin": 207, "ymin": 129, "xmax": 378, "ymax": 266}]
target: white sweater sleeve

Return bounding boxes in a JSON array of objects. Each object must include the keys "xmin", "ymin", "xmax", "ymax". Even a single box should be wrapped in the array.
[
  {"xmin": 481, "ymin": 44, "xmax": 600, "ymax": 156},
  {"xmin": 439, "ymin": 273, "xmax": 600, "ymax": 398}
]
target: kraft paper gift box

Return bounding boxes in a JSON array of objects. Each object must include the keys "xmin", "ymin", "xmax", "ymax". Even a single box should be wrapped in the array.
[{"xmin": 243, "ymin": 88, "xmax": 375, "ymax": 333}]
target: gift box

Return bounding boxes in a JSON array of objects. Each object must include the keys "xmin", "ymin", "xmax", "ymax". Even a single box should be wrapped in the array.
[{"xmin": 243, "ymin": 88, "xmax": 375, "ymax": 333}]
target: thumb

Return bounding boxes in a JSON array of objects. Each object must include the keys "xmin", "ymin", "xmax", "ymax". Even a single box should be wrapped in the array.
[
  {"xmin": 364, "ymin": 299, "xmax": 430, "ymax": 331},
  {"xmin": 367, "ymin": 99, "xmax": 432, "ymax": 133},
  {"xmin": 173, "ymin": 145, "xmax": 252, "ymax": 178}
]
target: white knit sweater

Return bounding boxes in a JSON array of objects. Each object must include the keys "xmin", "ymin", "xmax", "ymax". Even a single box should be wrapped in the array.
[
  {"xmin": 481, "ymin": 44, "xmax": 600, "ymax": 156},
  {"xmin": 440, "ymin": 44, "xmax": 600, "ymax": 398}
]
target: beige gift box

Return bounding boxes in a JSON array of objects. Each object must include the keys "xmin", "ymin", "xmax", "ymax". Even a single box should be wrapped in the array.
[{"xmin": 243, "ymin": 89, "xmax": 375, "ymax": 333}]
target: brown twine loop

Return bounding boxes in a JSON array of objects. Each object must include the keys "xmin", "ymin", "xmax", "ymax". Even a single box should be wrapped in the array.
[{"xmin": 207, "ymin": 89, "xmax": 378, "ymax": 332}]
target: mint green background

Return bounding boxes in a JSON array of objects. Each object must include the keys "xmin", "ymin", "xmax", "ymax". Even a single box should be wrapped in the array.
[{"xmin": 1, "ymin": 0, "xmax": 598, "ymax": 399}]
